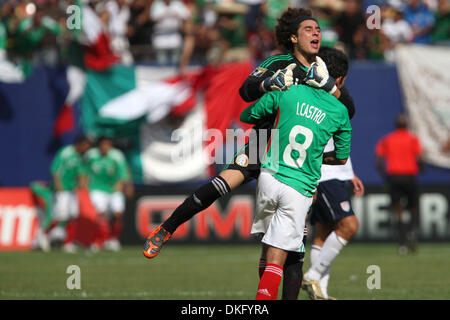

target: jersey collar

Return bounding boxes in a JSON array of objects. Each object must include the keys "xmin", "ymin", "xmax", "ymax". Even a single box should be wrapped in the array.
[{"xmin": 288, "ymin": 52, "xmax": 309, "ymax": 73}]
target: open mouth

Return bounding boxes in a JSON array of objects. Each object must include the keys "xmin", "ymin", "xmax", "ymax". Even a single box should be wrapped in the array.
[{"xmin": 311, "ymin": 39, "xmax": 319, "ymax": 49}]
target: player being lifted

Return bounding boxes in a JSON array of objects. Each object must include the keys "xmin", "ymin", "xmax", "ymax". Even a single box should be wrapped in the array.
[
  {"xmin": 240, "ymin": 47, "xmax": 352, "ymax": 300},
  {"xmin": 143, "ymin": 7, "xmax": 355, "ymax": 299}
]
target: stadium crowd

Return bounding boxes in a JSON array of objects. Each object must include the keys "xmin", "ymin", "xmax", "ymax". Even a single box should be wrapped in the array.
[{"xmin": 0, "ymin": 0, "xmax": 448, "ymax": 73}]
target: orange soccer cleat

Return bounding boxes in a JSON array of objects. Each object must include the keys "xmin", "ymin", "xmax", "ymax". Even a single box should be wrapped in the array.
[{"xmin": 143, "ymin": 225, "xmax": 172, "ymax": 259}]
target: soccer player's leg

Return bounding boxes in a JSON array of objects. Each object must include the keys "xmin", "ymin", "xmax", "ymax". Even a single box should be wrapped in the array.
[
  {"xmin": 106, "ymin": 192, "xmax": 125, "ymax": 251},
  {"xmin": 144, "ymin": 144, "xmax": 259, "ymax": 259},
  {"xmin": 253, "ymin": 173, "xmax": 277, "ymax": 278},
  {"xmin": 255, "ymin": 172, "xmax": 311, "ymax": 300},
  {"xmin": 302, "ymin": 221, "xmax": 329, "ymax": 300},
  {"xmin": 388, "ymin": 176, "xmax": 408, "ymax": 254},
  {"xmin": 281, "ymin": 250, "xmax": 305, "ymax": 300},
  {"xmin": 308, "ymin": 222, "xmax": 334, "ymax": 299},
  {"xmin": 258, "ymin": 242, "xmax": 269, "ymax": 278},
  {"xmin": 62, "ymin": 192, "xmax": 80, "ymax": 253},
  {"xmin": 405, "ymin": 177, "xmax": 419, "ymax": 253},
  {"xmin": 90, "ymin": 190, "xmax": 110, "ymax": 251},
  {"xmin": 304, "ymin": 180, "xmax": 357, "ymax": 299},
  {"xmin": 256, "ymin": 245, "xmax": 287, "ymax": 300},
  {"xmin": 143, "ymin": 173, "xmax": 237, "ymax": 259},
  {"xmin": 49, "ymin": 191, "xmax": 74, "ymax": 248}
]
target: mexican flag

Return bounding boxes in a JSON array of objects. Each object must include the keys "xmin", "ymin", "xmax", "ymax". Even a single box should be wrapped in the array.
[
  {"xmin": 55, "ymin": 0, "xmax": 120, "ymax": 137},
  {"xmin": 80, "ymin": 62, "xmax": 254, "ymax": 184}
]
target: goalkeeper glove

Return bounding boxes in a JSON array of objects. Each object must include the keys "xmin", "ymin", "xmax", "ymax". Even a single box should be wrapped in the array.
[
  {"xmin": 261, "ymin": 63, "xmax": 296, "ymax": 92},
  {"xmin": 304, "ymin": 56, "xmax": 337, "ymax": 94}
]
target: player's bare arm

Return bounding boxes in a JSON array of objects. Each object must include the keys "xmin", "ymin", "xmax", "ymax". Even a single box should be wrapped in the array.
[
  {"xmin": 114, "ymin": 180, "xmax": 124, "ymax": 192},
  {"xmin": 350, "ymin": 175, "xmax": 365, "ymax": 197},
  {"xmin": 53, "ymin": 174, "xmax": 63, "ymax": 192},
  {"xmin": 78, "ymin": 175, "xmax": 88, "ymax": 190},
  {"xmin": 322, "ymin": 151, "xmax": 348, "ymax": 165}
]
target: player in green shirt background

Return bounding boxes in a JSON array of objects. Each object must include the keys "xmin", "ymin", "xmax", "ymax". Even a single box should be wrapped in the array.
[
  {"xmin": 49, "ymin": 134, "xmax": 91, "ymax": 251},
  {"xmin": 239, "ymin": 48, "xmax": 352, "ymax": 300},
  {"xmin": 85, "ymin": 136, "xmax": 130, "ymax": 251}
]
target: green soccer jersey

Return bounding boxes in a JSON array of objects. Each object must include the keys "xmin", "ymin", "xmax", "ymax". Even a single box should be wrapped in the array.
[
  {"xmin": 50, "ymin": 145, "xmax": 87, "ymax": 191},
  {"xmin": 85, "ymin": 148, "xmax": 129, "ymax": 193},
  {"xmin": 240, "ymin": 85, "xmax": 352, "ymax": 197}
]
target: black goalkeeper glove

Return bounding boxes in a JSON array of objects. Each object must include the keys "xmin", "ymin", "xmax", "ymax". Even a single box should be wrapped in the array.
[
  {"xmin": 304, "ymin": 56, "xmax": 337, "ymax": 94},
  {"xmin": 261, "ymin": 63, "xmax": 296, "ymax": 92}
]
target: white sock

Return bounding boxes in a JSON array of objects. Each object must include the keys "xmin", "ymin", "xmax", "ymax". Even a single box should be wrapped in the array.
[
  {"xmin": 308, "ymin": 245, "xmax": 330, "ymax": 298},
  {"xmin": 309, "ymin": 245, "xmax": 322, "ymax": 266},
  {"xmin": 319, "ymin": 267, "xmax": 330, "ymax": 298},
  {"xmin": 305, "ymin": 245, "xmax": 322, "ymax": 281},
  {"xmin": 306, "ymin": 231, "xmax": 347, "ymax": 281}
]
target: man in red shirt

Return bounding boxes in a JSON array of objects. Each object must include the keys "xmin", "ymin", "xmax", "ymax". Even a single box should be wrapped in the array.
[{"xmin": 375, "ymin": 114, "xmax": 423, "ymax": 254}]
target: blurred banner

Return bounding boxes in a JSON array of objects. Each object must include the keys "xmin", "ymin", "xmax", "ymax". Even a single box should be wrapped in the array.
[
  {"xmin": 1, "ymin": 184, "xmax": 450, "ymax": 250},
  {"xmin": 0, "ymin": 188, "xmax": 38, "ymax": 250},
  {"xmin": 122, "ymin": 184, "xmax": 450, "ymax": 245},
  {"xmin": 396, "ymin": 44, "xmax": 450, "ymax": 169}
]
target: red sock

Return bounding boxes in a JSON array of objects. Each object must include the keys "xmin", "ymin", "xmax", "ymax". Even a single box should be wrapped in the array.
[
  {"xmin": 45, "ymin": 221, "xmax": 59, "ymax": 234},
  {"xmin": 95, "ymin": 217, "xmax": 110, "ymax": 247},
  {"xmin": 111, "ymin": 217, "xmax": 123, "ymax": 240},
  {"xmin": 256, "ymin": 263, "xmax": 283, "ymax": 300},
  {"xmin": 258, "ymin": 258, "xmax": 266, "ymax": 278},
  {"xmin": 63, "ymin": 220, "xmax": 77, "ymax": 245}
]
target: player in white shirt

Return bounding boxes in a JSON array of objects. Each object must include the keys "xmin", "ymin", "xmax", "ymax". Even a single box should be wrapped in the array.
[
  {"xmin": 302, "ymin": 138, "xmax": 364, "ymax": 300},
  {"xmin": 381, "ymin": 7, "xmax": 413, "ymax": 62},
  {"xmin": 150, "ymin": 0, "xmax": 191, "ymax": 65},
  {"xmin": 104, "ymin": 0, "xmax": 133, "ymax": 65}
]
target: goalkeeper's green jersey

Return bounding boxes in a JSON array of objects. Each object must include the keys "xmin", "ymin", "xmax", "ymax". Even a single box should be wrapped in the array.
[
  {"xmin": 240, "ymin": 85, "xmax": 352, "ymax": 197},
  {"xmin": 85, "ymin": 148, "xmax": 129, "ymax": 193},
  {"xmin": 50, "ymin": 145, "xmax": 87, "ymax": 191}
]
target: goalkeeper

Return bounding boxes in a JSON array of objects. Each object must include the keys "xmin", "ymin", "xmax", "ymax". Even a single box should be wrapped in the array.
[{"xmin": 144, "ymin": 7, "xmax": 356, "ymax": 300}]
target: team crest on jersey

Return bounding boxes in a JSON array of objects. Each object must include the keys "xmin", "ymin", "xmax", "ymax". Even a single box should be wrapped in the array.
[
  {"xmin": 251, "ymin": 67, "xmax": 267, "ymax": 78},
  {"xmin": 235, "ymin": 154, "xmax": 249, "ymax": 167},
  {"xmin": 340, "ymin": 201, "xmax": 351, "ymax": 212}
]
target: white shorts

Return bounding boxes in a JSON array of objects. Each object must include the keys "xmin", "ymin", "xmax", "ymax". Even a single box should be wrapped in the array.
[
  {"xmin": 53, "ymin": 191, "xmax": 79, "ymax": 221},
  {"xmin": 251, "ymin": 171, "xmax": 313, "ymax": 252},
  {"xmin": 90, "ymin": 190, "xmax": 125, "ymax": 215}
]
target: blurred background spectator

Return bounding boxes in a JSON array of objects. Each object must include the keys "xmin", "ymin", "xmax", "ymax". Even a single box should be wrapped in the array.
[
  {"xmin": 0, "ymin": 0, "xmax": 447, "ymax": 68},
  {"xmin": 381, "ymin": 5, "xmax": 414, "ymax": 61},
  {"xmin": 150, "ymin": 0, "xmax": 191, "ymax": 65},
  {"xmin": 431, "ymin": 0, "xmax": 450, "ymax": 45},
  {"xmin": 103, "ymin": 0, "xmax": 133, "ymax": 65},
  {"xmin": 335, "ymin": 0, "xmax": 366, "ymax": 59},
  {"xmin": 403, "ymin": 0, "xmax": 435, "ymax": 44}
]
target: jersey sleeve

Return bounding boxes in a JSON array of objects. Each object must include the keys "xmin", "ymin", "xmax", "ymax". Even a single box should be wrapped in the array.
[
  {"xmin": 333, "ymin": 112, "xmax": 352, "ymax": 159},
  {"xmin": 240, "ymin": 91, "xmax": 281, "ymax": 124},
  {"xmin": 50, "ymin": 150, "xmax": 62, "ymax": 174},
  {"xmin": 238, "ymin": 56, "xmax": 291, "ymax": 103},
  {"xmin": 118, "ymin": 158, "xmax": 129, "ymax": 181},
  {"xmin": 111, "ymin": 149, "xmax": 129, "ymax": 180}
]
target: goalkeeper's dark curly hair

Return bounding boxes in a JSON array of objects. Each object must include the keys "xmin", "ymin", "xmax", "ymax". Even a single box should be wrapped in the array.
[
  {"xmin": 318, "ymin": 47, "xmax": 349, "ymax": 79},
  {"xmin": 275, "ymin": 7, "xmax": 313, "ymax": 52}
]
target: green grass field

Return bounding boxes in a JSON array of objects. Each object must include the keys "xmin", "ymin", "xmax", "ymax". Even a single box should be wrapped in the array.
[{"xmin": 1, "ymin": 243, "xmax": 450, "ymax": 300}]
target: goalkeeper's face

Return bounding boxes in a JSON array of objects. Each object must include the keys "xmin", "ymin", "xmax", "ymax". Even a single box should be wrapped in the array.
[{"xmin": 292, "ymin": 20, "xmax": 322, "ymax": 57}]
